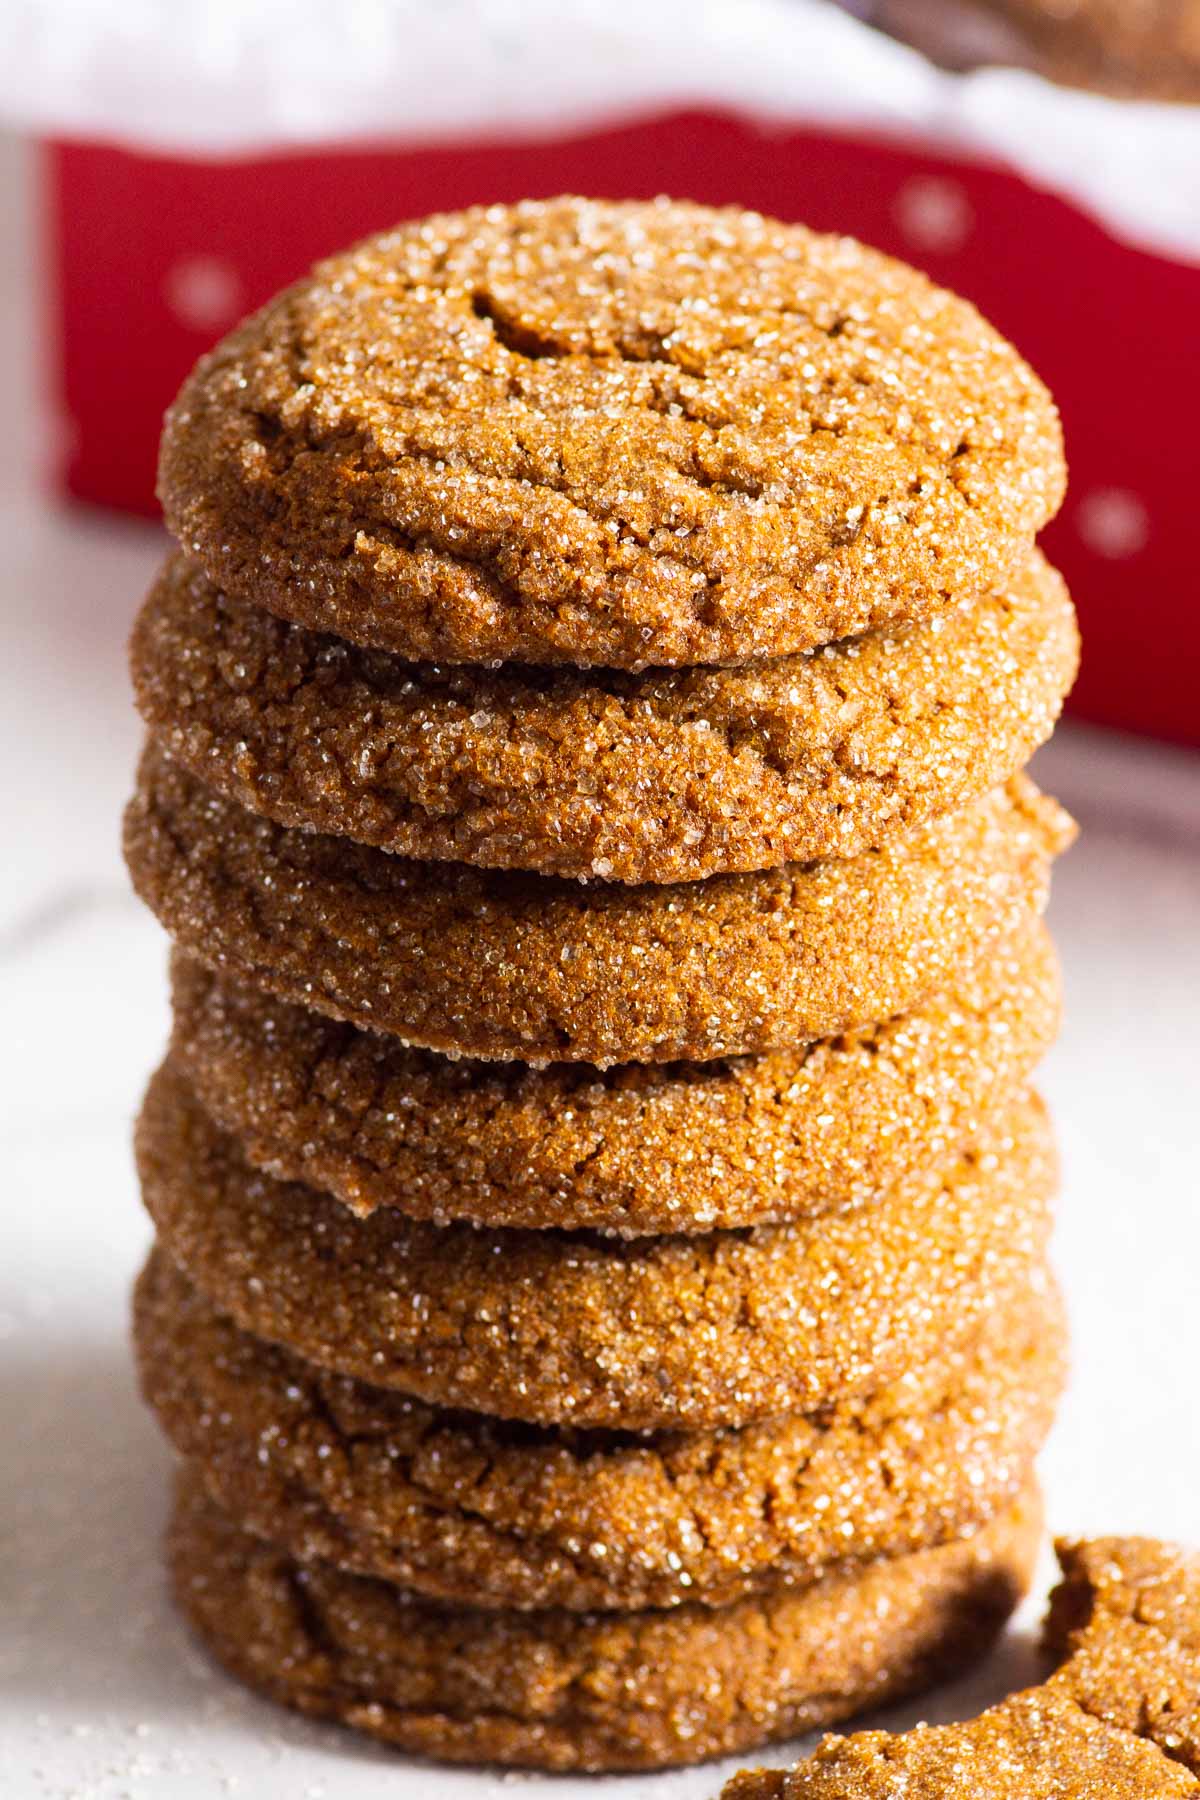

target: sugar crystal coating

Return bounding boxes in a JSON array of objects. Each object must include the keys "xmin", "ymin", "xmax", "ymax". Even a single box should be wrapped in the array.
[
  {"xmin": 167, "ymin": 924, "xmax": 1060, "ymax": 1233},
  {"xmin": 136, "ymin": 1247, "xmax": 1065, "ymax": 1612},
  {"xmin": 123, "ymin": 748, "xmax": 1074, "ymax": 1065},
  {"xmin": 159, "ymin": 197, "xmax": 1065, "ymax": 671},
  {"xmin": 722, "ymin": 1535, "xmax": 1200, "ymax": 1797},
  {"xmin": 133, "ymin": 190, "xmax": 1079, "ymax": 1780},
  {"xmin": 168, "ymin": 1465, "xmax": 1042, "ymax": 1772},
  {"xmin": 130, "ymin": 549, "xmax": 1078, "ymax": 883},
  {"xmin": 136, "ymin": 1064, "xmax": 1056, "ymax": 1432}
]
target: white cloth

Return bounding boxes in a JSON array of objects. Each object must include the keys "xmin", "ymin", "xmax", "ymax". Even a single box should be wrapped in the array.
[{"xmin": 1, "ymin": 0, "xmax": 1199, "ymax": 261}]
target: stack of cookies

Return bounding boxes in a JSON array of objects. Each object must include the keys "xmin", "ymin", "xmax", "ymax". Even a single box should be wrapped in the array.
[{"xmin": 124, "ymin": 198, "xmax": 1078, "ymax": 1774}]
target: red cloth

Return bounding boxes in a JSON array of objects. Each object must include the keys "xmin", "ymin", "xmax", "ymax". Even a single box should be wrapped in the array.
[{"xmin": 45, "ymin": 113, "xmax": 1199, "ymax": 744}]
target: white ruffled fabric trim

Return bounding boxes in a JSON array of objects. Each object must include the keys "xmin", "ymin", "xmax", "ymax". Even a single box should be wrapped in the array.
[{"xmin": 2, "ymin": 0, "xmax": 1198, "ymax": 260}]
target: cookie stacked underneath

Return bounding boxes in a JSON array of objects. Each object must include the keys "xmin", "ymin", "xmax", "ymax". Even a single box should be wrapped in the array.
[{"xmin": 124, "ymin": 197, "xmax": 1078, "ymax": 1772}]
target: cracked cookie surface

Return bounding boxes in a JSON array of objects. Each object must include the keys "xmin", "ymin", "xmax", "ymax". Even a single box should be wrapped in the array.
[
  {"xmin": 124, "ymin": 749, "xmax": 1073, "ymax": 1064},
  {"xmin": 168, "ymin": 924, "xmax": 1059, "ymax": 1233},
  {"xmin": 168, "ymin": 1465, "xmax": 1041, "ymax": 1772},
  {"xmin": 136, "ymin": 1064, "xmax": 1056, "ymax": 1431},
  {"xmin": 723, "ymin": 1534, "xmax": 1200, "ymax": 1796},
  {"xmin": 136, "ymin": 1248, "xmax": 1064, "ymax": 1612},
  {"xmin": 131, "ymin": 550, "xmax": 1077, "ymax": 883},
  {"xmin": 158, "ymin": 197, "xmax": 1064, "ymax": 672}
]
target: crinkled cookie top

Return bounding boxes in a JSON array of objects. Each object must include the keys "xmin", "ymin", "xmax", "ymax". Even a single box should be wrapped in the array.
[{"xmin": 160, "ymin": 196, "xmax": 1065, "ymax": 670}]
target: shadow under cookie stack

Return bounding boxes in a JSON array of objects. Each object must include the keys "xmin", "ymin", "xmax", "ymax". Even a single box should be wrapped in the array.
[{"xmin": 123, "ymin": 198, "xmax": 1079, "ymax": 1774}]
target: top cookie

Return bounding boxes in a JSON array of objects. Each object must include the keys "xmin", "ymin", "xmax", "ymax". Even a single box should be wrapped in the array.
[{"xmin": 159, "ymin": 197, "xmax": 1064, "ymax": 670}]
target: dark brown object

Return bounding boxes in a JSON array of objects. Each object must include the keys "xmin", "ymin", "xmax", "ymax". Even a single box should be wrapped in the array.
[
  {"xmin": 168, "ymin": 924, "xmax": 1059, "ymax": 1233},
  {"xmin": 874, "ymin": 0, "xmax": 1200, "ymax": 101}
]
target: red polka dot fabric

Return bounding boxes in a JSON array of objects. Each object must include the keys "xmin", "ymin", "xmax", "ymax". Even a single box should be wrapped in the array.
[{"xmin": 45, "ymin": 116, "xmax": 1198, "ymax": 745}]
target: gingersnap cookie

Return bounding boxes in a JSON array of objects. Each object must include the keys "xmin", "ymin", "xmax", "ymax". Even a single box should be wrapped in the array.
[
  {"xmin": 158, "ymin": 197, "xmax": 1064, "ymax": 673},
  {"xmin": 169, "ymin": 1464, "xmax": 1041, "ymax": 1773},
  {"xmin": 130, "ymin": 549, "xmax": 1077, "ymax": 884},
  {"xmin": 124, "ymin": 748, "xmax": 1072, "ymax": 1065},
  {"xmin": 168, "ymin": 923, "xmax": 1059, "ymax": 1234},
  {"xmin": 723, "ymin": 1534, "xmax": 1200, "ymax": 1797},
  {"xmin": 137, "ymin": 1064, "xmax": 1056, "ymax": 1431},
  {"xmin": 875, "ymin": 0, "xmax": 1200, "ymax": 101},
  {"xmin": 136, "ymin": 1247, "xmax": 1065, "ymax": 1613}
]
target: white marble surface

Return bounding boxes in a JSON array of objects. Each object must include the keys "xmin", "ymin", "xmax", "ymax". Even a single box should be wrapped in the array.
[{"xmin": 2, "ymin": 131, "xmax": 1199, "ymax": 1798}]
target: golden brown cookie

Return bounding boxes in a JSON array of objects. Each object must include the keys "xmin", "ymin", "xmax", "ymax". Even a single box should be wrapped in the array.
[
  {"xmin": 135, "ymin": 1247, "xmax": 1065, "ymax": 1612},
  {"xmin": 130, "ymin": 549, "xmax": 1077, "ymax": 883},
  {"xmin": 158, "ymin": 197, "xmax": 1064, "ymax": 672},
  {"xmin": 723, "ymin": 1535, "xmax": 1200, "ymax": 1797},
  {"xmin": 875, "ymin": 0, "xmax": 1200, "ymax": 101},
  {"xmin": 168, "ymin": 1464, "xmax": 1042, "ymax": 1772},
  {"xmin": 136, "ymin": 1064, "xmax": 1056, "ymax": 1431},
  {"xmin": 168, "ymin": 924, "xmax": 1060, "ymax": 1234},
  {"xmin": 124, "ymin": 748, "xmax": 1073, "ymax": 1065}
]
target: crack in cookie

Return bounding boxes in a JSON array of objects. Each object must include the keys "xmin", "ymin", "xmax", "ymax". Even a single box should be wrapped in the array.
[
  {"xmin": 159, "ymin": 198, "xmax": 1064, "ymax": 671},
  {"xmin": 130, "ymin": 549, "xmax": 1077, "ymax": 883}
]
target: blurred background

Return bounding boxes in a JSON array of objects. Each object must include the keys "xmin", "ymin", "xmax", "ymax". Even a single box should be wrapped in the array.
[
  {"xmin": 17, "ymin": 0, "xmax": 1200, "ymax": 744},
  {"xmin": 2, "ymin": 4, "xmax": 1197, "ymax": 1797}
]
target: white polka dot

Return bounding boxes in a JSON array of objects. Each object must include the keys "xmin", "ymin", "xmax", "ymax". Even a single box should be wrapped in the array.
[
  {"xmin": 1076, "ymin": 488, "xmax": 1150, "ymax": 560},
  {"xmin": 163, "ymin": 256, "xmax": 244, "ymax": 332},
  {"xmin": 893, "ymin": 177, "xmax": 973, "ymax": 254}
]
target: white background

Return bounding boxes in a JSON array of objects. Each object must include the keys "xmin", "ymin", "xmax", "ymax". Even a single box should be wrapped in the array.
[{"xmin": 1, "ymin": 127, "xmax": 1198, "ymax": 1798}]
